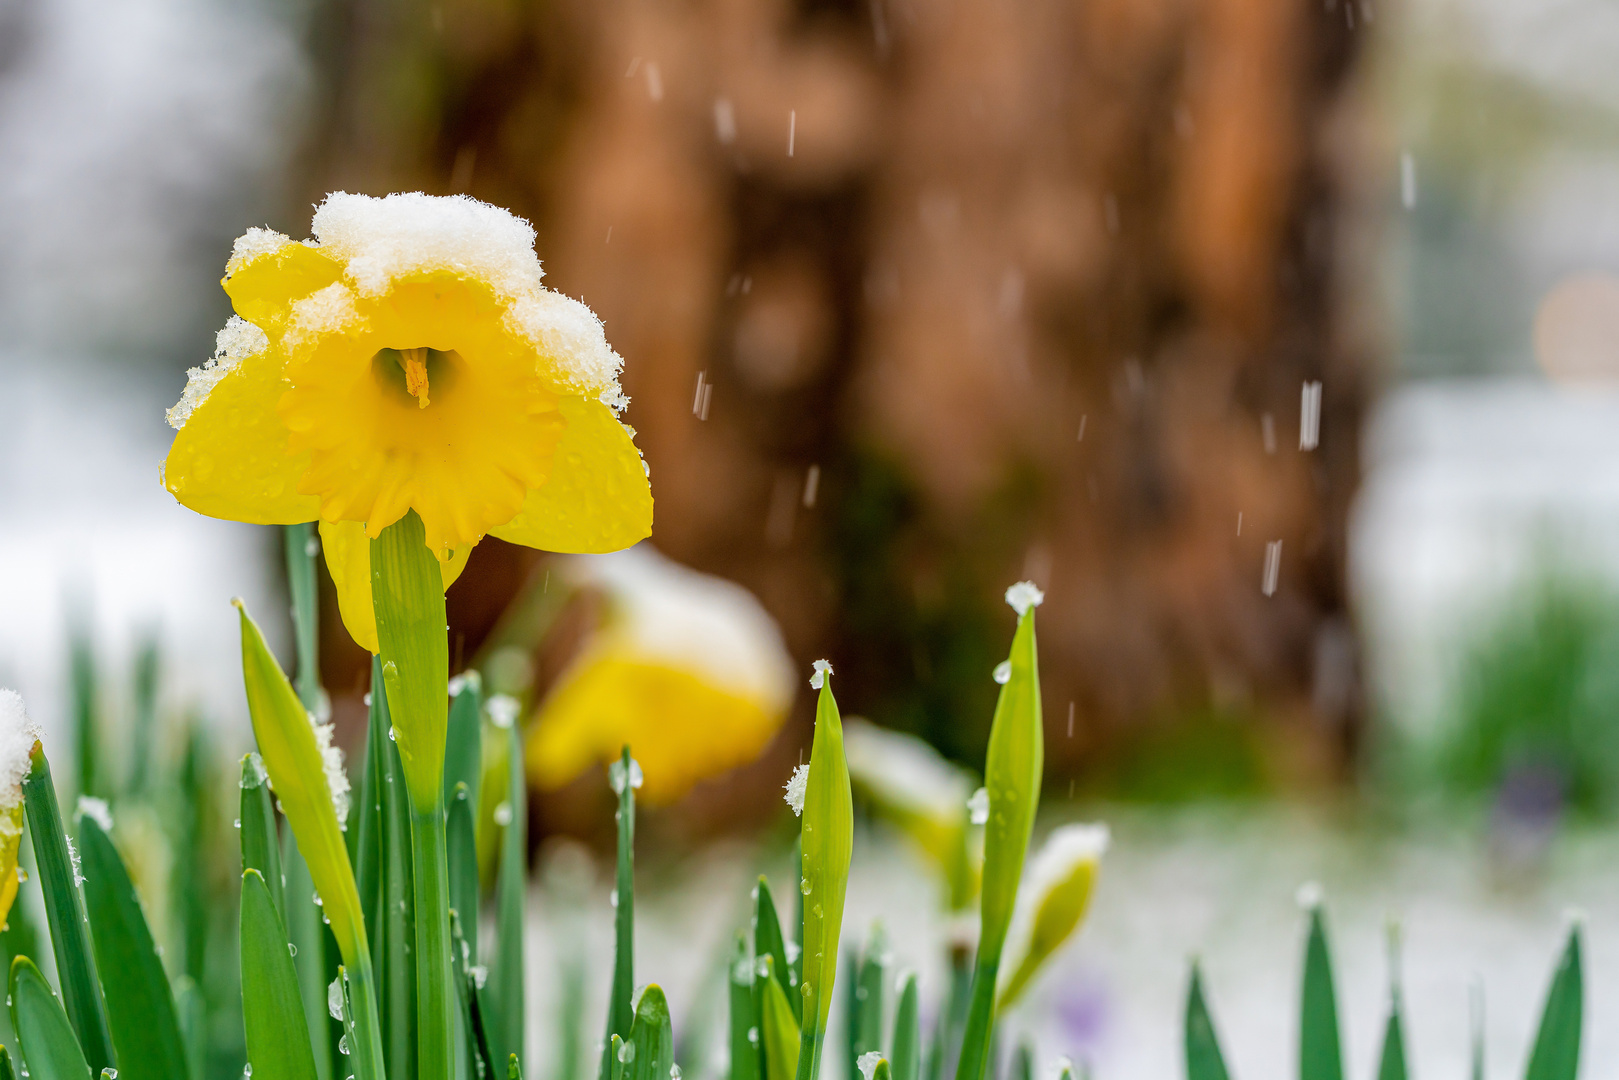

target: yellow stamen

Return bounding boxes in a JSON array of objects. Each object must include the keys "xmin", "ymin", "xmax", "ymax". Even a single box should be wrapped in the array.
[{"xmin": 400, "ymin": 347, "xmax": 431, "ymax": 408}]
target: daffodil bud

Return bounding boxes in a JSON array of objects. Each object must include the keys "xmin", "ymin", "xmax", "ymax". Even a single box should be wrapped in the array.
[
  {"xmin": 0, "ymin": 690, "xmax": 39, "ymax": 930},
  {"xmin": 995, "ymin": 823, "xmax": 1110, "ymax": 1009}
]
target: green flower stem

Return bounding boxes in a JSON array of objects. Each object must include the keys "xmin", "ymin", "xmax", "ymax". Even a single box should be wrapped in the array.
[
  {"xmin": 412, "ymin": 804, "xmax": 455, "ymax": 1080},
  {"xmin": 346, "ymin": 957, "xmax": 389, "ymax": 1080},
  {"xmin": 371, "ymin": 511, "xmax": 455, "ymax": 1080}
]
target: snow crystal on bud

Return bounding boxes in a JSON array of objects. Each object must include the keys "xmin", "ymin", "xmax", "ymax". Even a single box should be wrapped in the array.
[
  {"xmin": 809, "ymin": 659, "xmax": 833, "ymax": 690},
  {"xmin": 240, "ymin": 751, "xmax": 269, "ymax": 789},
  {"xmin": 328, "ymin": 975, "xmax": 345, "ymax": 1021},
  {"xmin": 77, "ymin": 795, "xmax": 113, "ymax": 832},
  {"xmin": 309, "ymin": 711, "xmax": 351, "ymax": 829},
  {"xmin": 857, "ymin": 1052, "xmax": 883, "ymax": 1080},
  {"xmin": 967, "ymin": 787, "xmax": 989, "ymax": 825},
  {"xmin": 608, "ymin": 757, "xmax": 644, "ymax": 795},
  {"xmin": 1295, "ymin": 881, "xmax": 1324, "ymax": 910},
  {"xmin": 486, "ymin": 694, "xmax": 520, "ymax": 730},
  {"xmin": 784, "ymin": 764, "xmax": 809, "ymax": 816},
  {"xmin": 0, "ymin": 691, "xmax": 39, "ymax": 810},
  {"xmin": 1005, "ymin": 581, "xmax": 1045, "ymax": 616},
  {"xmin": 225, "ymin": 226, "xmax": 292, "ymax": 275},
  {"xmin": 165, "ymin": 316, "xmax": 270, "ymax": 430}
]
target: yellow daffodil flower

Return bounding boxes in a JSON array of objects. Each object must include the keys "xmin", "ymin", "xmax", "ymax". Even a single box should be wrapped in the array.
[
  {"xmin": 528, "ymin": 546, "xmax": 794, "ymax": 803},
  {"xmin": 162, "ymin": 192, "xmax": 653, "ymax": 651},
  {"xmin": 0, "ymin": 690, "xmax": 40, "ymax": 929}
]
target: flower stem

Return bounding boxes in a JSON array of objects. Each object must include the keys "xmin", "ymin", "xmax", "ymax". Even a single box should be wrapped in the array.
[
  {"xmin": 346, "ymin": 957, "xmax": 388, "ymax": 1080},
  {"xmin": 413, "ymin": 801, "xmax": 455, "ymax": 1080}
]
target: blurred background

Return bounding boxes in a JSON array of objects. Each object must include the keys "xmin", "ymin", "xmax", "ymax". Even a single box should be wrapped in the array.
[{"xmin": 5, "ymin": 0, "xmax": 1619, "ymax": 1074}]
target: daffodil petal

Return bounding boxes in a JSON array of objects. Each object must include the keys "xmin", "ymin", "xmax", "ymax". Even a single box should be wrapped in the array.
[
  {"xmin": 319, "ymin": 519, "xmax": 472, "ymax": 654},
  {"xmin": 489, "ymin": 395, "xmax": 652, "ymax": 553},
  {"xmin": 164, "ymin": 340, "xmax": 319, "ymax": 525},
  {"xmin": 224, "ymin": 239, "xmax": 345, "ymax": 331}
]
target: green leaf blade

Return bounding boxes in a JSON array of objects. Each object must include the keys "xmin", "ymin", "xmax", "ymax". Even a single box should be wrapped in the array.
[
  {"xmin": 240, "ymin": 869, "xmax": 320, "ymax": 1080},
  {"xmin": 1524, "ymin": 927, "xmax": 1582, "ymax": 1080},
  {"xmin": 1300, "ymin": 905, "xmax": 1344, "ymax": 1080},
  {"xmin": 1185, "ymin": 963, "xmax": 1231, "ymax": 1080},
  {"xmin": 10, "ymin": 956, "xmax": 91, "ymax": 1080},
  {"xmin": 75, "ymin": 812, "xmax": 189, "ymax": 1080}
]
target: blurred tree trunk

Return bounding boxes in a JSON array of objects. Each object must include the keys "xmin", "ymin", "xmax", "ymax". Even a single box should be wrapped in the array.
[{"xmin": 304, "ymin": 0, "xmax": 1370, "ymax": 792}]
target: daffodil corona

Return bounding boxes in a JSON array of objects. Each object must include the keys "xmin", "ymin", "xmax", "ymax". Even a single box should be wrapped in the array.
[{"xmin": 163, "ymin": 192, "xmax": 653, "ymax": 651}]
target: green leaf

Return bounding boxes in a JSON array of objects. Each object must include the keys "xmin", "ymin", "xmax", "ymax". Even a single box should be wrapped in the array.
[
  {"xmin": 22, "ymin": 747, "xmax": 114, "ymax": 1076},
  {"xmin": 628, "ymin": 986, "xmax": 675, "ymax": 1080},
  {"xmin": 237, "ymin": 600, "xmax": 368, "ymax": 970},
  {"xmin": 283, "ymin": 831, "xmax": 334, "ymax": 1080},
  {"xmin": 1524, "ymin": 927, "xmax": 1582, "ymax": 1080},
  {"xmin": 240, "ymin": 753, "xmax": 285, "ymax": 920},
  {"xmin": 0, "ymin": 1043, "xmax": 15, "ymax": 1080},
  {"xmin": 1300, "ymin": 905, "xmax": 1343, "ymax": 1080},
  {"xmin": 853, "ymin": 928, "xmax": 888, "ymax": 1067},
  {"xmin": 450, "ymin": 909, "xmax": 495, "ymax": 1080},
  {"xmin": 492, "ymin": 718, "xmax": 528, "ymax": 1067},
  {"xmin": 444, "ymin": 676, "xmax": 483, "ymax": 813},
  {"xmin": 729, "ymin": 934, "xmax": 762, "ymax": 1080},
  {"xmin": 753, "ymin": 878, "xmax": 798, "ymax": 1024},
  {"xmin": 795, "ymin": 677, "xmax": 853, "ymax": 1080},
  {"xmin": 283, "ymin": 522, "xmax": 324, "ymax": 709},
  {"xmin": 1377, "ymin": 928, "xmax": 1407, "ymax": 1080},
  {"xmin": 1010, "ymin": 1044, "xmax": 1032, "ymax": 1080},
  {"xmin": 760, "ymin": 958, "xmax": 801, "ymax": 1080},
  {"xmin": 889, "ymin": 972, "xmax": 920, "ymax": 1080},
  {"xmin": 448, "ymin": 785, "xmax": 480, "ymax": 956},
  {"xmin": 379, "ymin": 719, "xmax": 418, "ymax": 1080},
  {"xmin": 873, "ymin": 1059, "xmax": 892, "ymax": 1080},
  {"xmin": 173, "ymin": 977, "xmax": 205, "ymax": 1080},
  {"xmin": 10, "ymin": 956, "xmax": 91, "ymax": 1080},
  {"xmin": 354, "ymin": 657, "xmax": 388, "ymax": 984},
  {"xmin": 240, "ymin": 869, "xmax": 320, "ymax": 1080},
  {"xmin": 75, "ymin": 810, "xmax": 188, "ymax": 1080},
  {"xmin": 509, "ymin": 1053, "xmax": 524, "ymax": 1080},
  {"xmin": 957, "ymin": 603, "xmax": 1043, "ymax": 1080},
  {"xmin": 601, "ymin": 747, "xmax": 637, "ymax": 1080},
  {"xmin": 1185, "ymin": 963, "xmax": 1231, "ymax": 1080}
]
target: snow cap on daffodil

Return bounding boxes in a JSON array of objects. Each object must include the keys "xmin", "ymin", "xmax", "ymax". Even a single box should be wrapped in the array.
[
  {"xmin": 0, "ymin": 690, "xmax": 40, "ymax": 929},
  {"xmin": 528, "ymin": 545, "xmax": 795, "ymax": 804},
  {"xmin": 163, "ymin": 193, "xmax": 653, "ymax": 652}
]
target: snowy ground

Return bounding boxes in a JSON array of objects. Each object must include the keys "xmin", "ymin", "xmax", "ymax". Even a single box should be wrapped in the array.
[{"xmin": 524, "ymin": 806, "xmax": 1619, "ymax": 1080}]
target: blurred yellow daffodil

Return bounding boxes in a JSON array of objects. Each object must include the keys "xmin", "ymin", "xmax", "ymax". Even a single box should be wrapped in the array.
[
  {"xmin": 0, "ymin": 690, "xmax": 39, "ymax": 929},
  {"xmin": 162, "ymin": 192, "xmax": 653, "ymax": 651},
  {"xmin": 528, "ymin": 546, "xmax": 794, "ymax": 803}
]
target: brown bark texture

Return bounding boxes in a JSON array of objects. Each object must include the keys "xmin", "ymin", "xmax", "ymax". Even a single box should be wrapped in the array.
[{"xmin": 304, "ymin": 0, "xmax": 1371, "ymax": 794}]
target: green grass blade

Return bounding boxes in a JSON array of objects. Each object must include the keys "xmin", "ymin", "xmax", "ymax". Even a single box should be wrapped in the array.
[
  {"xmin": 240, "ymin": 753, "xmax": 285, "ymax": 920},
  {"xmin": 449, "ymin": 909, "xmax": 492, "ymax": 1080},
  {"xmin": 890, "ymin": 972, "xmax": 920, "ymax": 1080},
  {"xmin": 853, "ymin": 927, "xmax": 888, "ymax": 1071},
  {"xmin": 1011, "ymin": 1044, "xmax": 1032, "ymax": 1080},
  {"xmin": 628, "ymin": 986, "xmax": 674, "ymax": 1080},
  {"xmin": 283, "ymin": 833, "xmax": 335, "ymax": 1080},
  {"xmin": 356, "ymin": 658, "xmax": 388, "ymax": 976},
  {"xmin": 10, "ymin": 956, "xmax": 91, "ymax": 1080},
  {"xmin": 957, "ymin": 600, "xmax": 1043, "ymax": 1080},
  {"xmin": 753, "ymin": 878, "xmax": 798, "ymax": 1023},
  {"xmin": 729, "ymin": 934, "xmax": 762, "ymax": 1080},
  {"xmin": 493, "ymin": 718, "xmax": 528, "ymax": 1068},
  {"xmin": 1185, "ymin": 963, "xmax": 1231, "ymax": 1080},
  {"xmin": 794, "ymin": 675, "xmax": 853, "ymax": 1080},
  {"xmin": 75, "ymin": 811, "xmax": 188, "ymax": 1080},
  {"xmin": 448, "ymin": 785, "xmax": 480, "ymax": 954},
  {"xmin": 1524, "ymin": 927, "xmax": 1582, "ymax": 1080},
  {"xmin": 128, "ymin": 633, "xmax": 159, "ymax": 797},
  {"xmin": 173, "ymin": 977, "xmax": 205, "ymax": 1080},
  {"xmin": 444, "ymin": 676, "xmax": 483, "ymax": 812},
  {"xmin": 68, "ymin": 620, "xmax": 97, "ymax": 802},
  {"xmin": 284, "ymin": 522, "xmax": 323, "ymax": 709},
  {"xmin": 1300, "ymin": 904, "xmax": 1344, "ymax": 1080},
  {"xmin": 22, "ymin": 747, "xmax": 114, "ymax": 1075},
  {"xmin": 761, "ymin": 958, "xmax": 801, "ymax": 1080},
  {"xmin": 1376, "ymin": 925, "xmax": 1407, "ymax": 1080},
  {"xmin": 600, "ymin": 747, "xmax": 637, "ymax": 1080},
  {"xmin": 240, "ymin": 869, "xmax": 320, "ymax": 1080},
  {"xmin": 380, "ymin": 729, "xmax": 418, "ymax": 1080},
  {"xmin": 0, "ymin": 1044, "xmax": 14, "ymax": 1080}
]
